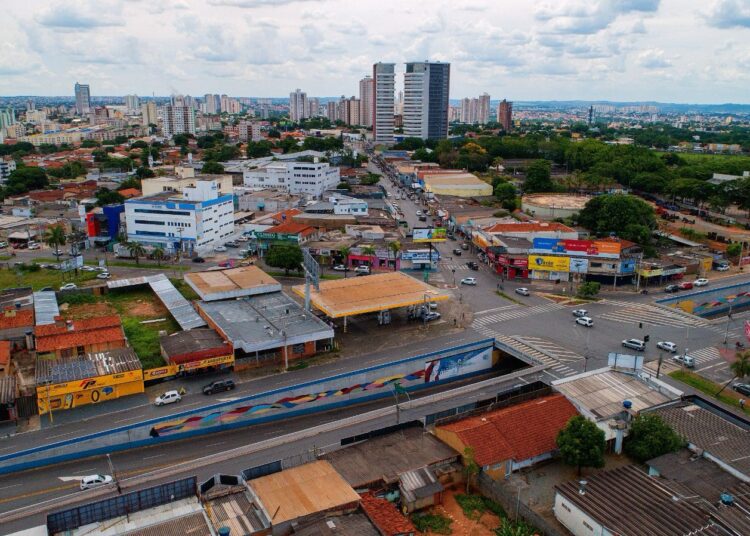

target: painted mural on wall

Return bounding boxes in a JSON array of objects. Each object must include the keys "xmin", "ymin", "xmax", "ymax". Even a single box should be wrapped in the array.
[
  {"xmin": 670, "ymin": 290, "xmax": 750, "ymax": 316},
  {"xmin": 424, "ymin": 347, "xmax": 493, "ymax": 382}
]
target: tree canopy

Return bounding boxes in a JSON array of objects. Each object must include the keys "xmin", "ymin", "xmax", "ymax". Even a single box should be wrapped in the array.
[
  {"xmin": 201, "ymin": 161, "xmax": 225, "ymax": 174},
  {"xmin": 624, "ymin": 414, "xmax": 683, "ymax": 463},
  {"xmin": 577, "ymin": 194, "xmax": 656, "ymax": 244},
  {"xmin": 265, "ymin": 244, "xmax": 303, "ymax": 275},
  {"xmin": 556, "ymin": 415, "xmax": 606, "ymax": 475},
  {"xmin": 524, "ymin": 159, "xmax": 554, "ymax": 193}
]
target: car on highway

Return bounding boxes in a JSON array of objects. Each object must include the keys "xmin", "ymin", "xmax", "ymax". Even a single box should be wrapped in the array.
[
  {"xmin": 622, "ymin": 338, "xmax": 646, "ymax": 351},
  {"xmin": 572, "ymin": 309, "xmax": 588, "ymax": 317},
  {"xmin": 154, "ymin": 390, "xmax": 182, "ymax": 406},
  {"xmin": 672, "ymin": 354, "xmax": 694, "ymax": 368},
  {"xmin": 452, "ymin": 248, "xmax": 462, "ymax": 256},
  {"xmin": 694, "ymin": 278, "xmax": 709, "ymax": 287},
  {"xmin": 657, "ymin": 341, "xmax": 677, "ymax": 353},
  {"xmin": 732, "ymin": 383, "xmax": 750, "ymax": 396},
  {"xmin": 466, "ymin": 261, "xmax": 479, "ymax": 271},
  {"xmin": 59, "ymin": 283, "xmax": 78, "ymax": 291},
  {"xmin": 664, "ymin": 284, "xmax": 680, "ymax": 293},
  {"xmin": 515, "ymin": 287, "xmax": 530, "ymax": 296},
  {"xmin": 214, "ymin": 245, "xmax": 228, "ymax": 252},
  {"xmin": 203, "ymin": 379, "xmax": 236, "ymax": 395},
  {"xmin": 96, "ymin": 272, "xmax": 111, "ymax": 280},
  {"xmin": 192, "ymin": 257, "xmax": 206, "ymax": 263},
  {"xmin": 332, "ymin": 264, "xmax": 349, "ymax": 271},
  {"xmin": 716, "ymin": 264, "xmax": 730, "ymax": 272},
  {"xmin": 354, "ymin": 265, "xmax": 371, "ymax": 275},
  {"xmin": 575, "ymin": 316, "xmax": 594, "ymax": 327},
  {"xmin": 678, "ymin": 281, "xmax": 694, "ymax": 290},
  {"xmin": 80, "ymin": 474, "xmax": 113, "ymax": 491},
  {"xmin": 460, "ymin": 277, "xmax": 477, "ymax": 286},
  {"xmin": 422, "ymin": 312, "xmax": 441, "ymax": 322}
]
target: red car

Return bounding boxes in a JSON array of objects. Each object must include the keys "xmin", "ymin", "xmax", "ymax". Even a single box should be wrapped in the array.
[{"xmin": 679, "ymin": 281, "xmax": 693, "ymax": 290}]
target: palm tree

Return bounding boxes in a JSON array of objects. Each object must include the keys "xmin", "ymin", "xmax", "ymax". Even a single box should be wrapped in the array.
[
  {"xmin": 152, "ymin": 246, "xmax": 165, "ymax": 267},
  {"xmin": 387, "ymin": 240, "xmax": 402, "ymax": 271},
  {"xmin": 44, "ymin": 225, "xmax": 66, "ymax": 261},
  {"xmin": 126, "ymin": 241, "xmax": 146, "ymax": 265},
  {"xmin": 339, "ymin": 246, "xmax": 351, "ymax": 278},
  {"xmin": 361, "ymin": 245, "xmax": 376, "ymax": 271},
  {"xmin": 716, "ymin": 351, "xmax": 750, "ymax": 396}
]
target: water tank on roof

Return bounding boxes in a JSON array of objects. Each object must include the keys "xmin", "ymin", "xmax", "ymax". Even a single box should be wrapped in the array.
[
  {"xmin": 720, "ymin": 493, "xmax": 734, "ymax": 506},
  {"xmin": 623, "ymin": 400, "xmax": 633, "ymax": 409}
]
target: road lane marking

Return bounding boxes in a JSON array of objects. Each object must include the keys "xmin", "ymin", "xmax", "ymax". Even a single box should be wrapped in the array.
[
  {"xmin": 0, "ymin": 483, "xmax": 22, "ymax": 490},
  {"xmin": 46, "ymin": 431, "xmax": 77, "ymax": 440},
  {"xmin": 143, "ymin": 454, "xmax": 164, "ymax": 460},
  {"xmin": 113, "ymin": 414, "xmax": 145, "ymax": 423},
  {"xmin": 205, "ymin": 442, "xmax": 225, "ymax": 448}
]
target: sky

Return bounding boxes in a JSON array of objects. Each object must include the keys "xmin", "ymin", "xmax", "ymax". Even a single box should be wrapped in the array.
[{"xmin": 1, "ymin": 0, "xmax": 749, "ymax": 103}]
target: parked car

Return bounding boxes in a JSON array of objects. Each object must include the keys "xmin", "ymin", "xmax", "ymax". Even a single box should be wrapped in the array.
[
  {"xmin": 154, "ymin": 390, "xmax": 182, "ymax": 406},
  {"xmin": 672, "ymin": 354, "xmax": 695, "ymax": 368},
  {"xmin": 40, "ymin": 287, "xmax": 54, "ymax": 292},
  {"xmin": 466, "ymin": 261, "xmax": 479, "ymax": 271},
  {"xmin": 678, "ymin": 281, "xmax": 693, "ymax": 290},
  {"xmin": 81, "ymin": 265, "xmax": 97, "ymax": 272},
  {"xmin": 460, "ymin": 277, "xmax": 477, "ymax": 286},
  {"xmin": 192, "ymin": 257, "xmax": 206, "ymax": 263},
  {"xmin": 515, "ymin": 287, "xmax": 530, "ymax": 296},
  {"xmin": 622, "ymin": 338, "xmax": 646, "ymax": 351},
  {"xmin": 95, "ymin": 272, "xmax": 111, "ymax": 280},
  {"xmin": 461, "ymin": 243, "xmax": 469, "ymax": 250},
  {"xmin": 224, "ymin": 241, "xmax": 239, "ymax": 248},
  {"xmin": 237, "ymin": 236, "xmax": 249, "ymax": 242},
  {"xmin": 203, "ymin": 379, "xmax": 236, "ymax": 395},
  {"xmin": 452, "ymin": 248, "xmax": 462, "ymax": 256},
  {"xmin": 572, "ymin": 309, "xmax": 588, "ymax": 317},
  {"xmin": 214, "ymin": 246, "xmax": 228, "ymax": 252},
  {"xmin": 422, "ymin": 312, "xmax": 441, "ymax": 322},
  {"xmin": 657, "ymin": 341, "xmax": 678, "ymax": 353},
  {"xmin": 664, "ymin": 284, "xmax": 680, "ymax": 293},
  {"xmin": 0, "ymin": 242, "xmax": 7, "ymax": 249},
  {"xmin": 415, "ymin": 210, "xmax": 423, "ymax": 216},
  {"xmin": 732, "ymin": 383, "xmax": 750, "ymax": 396},
  {"xmin": 80, "ymin": 474, "xmax": 113, "ymax": 491},
  {"xmin": 59, "ymin": 283, "xmax": 78, "ymax": 291},
  {"xmin": 27, "ymin": 242, "xmax": 41, "ymax": 250},
  {"xmin": 575, "ymin": 316, "xmax": 594, "ymax": 327},
  {"xmin": 716, "ymin": 264, "xmax": 730, "ymax": 272},
  {"xmin": 694, "ymin": 278, "xmax": 709, "ymax": 287},
  {"xmin": 354, "ymin": 265, "xmax": 371, "ymax": 275},
  {"xmin": 332, "ymin": 264, "xmax": 349, "ymax": 271}
]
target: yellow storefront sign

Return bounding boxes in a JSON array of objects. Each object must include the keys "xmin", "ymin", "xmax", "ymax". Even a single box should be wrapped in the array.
[
  {"xmin": 36, "ymin": 369, "xmax": 143, "ymax": 398},
  {"xmin": 638, "ymin": 267, "xmax": 663, "ymax": 277},
  {"xmin": 528, "ymin": 255, "xmax": 570, "ymax": 272},
  {"xmin": 179, "ymin": 354, "xmax": 234, "ymax": 371},
  {"xmin": 143, "ymin": 364, "xmax": 179, "ymax": 380}
]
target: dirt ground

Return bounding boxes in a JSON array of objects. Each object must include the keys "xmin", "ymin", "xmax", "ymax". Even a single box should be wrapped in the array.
[
  {"xmin": 427, "ymin": 488, "xmax": 502, "ymax": 536},
  {"xmin": 62, "ymin": 301, "xmax": 115, "ymax": 319},
  {"xmin": 127, "ymin": 298, "xmax": 168, "ymax": 317}
]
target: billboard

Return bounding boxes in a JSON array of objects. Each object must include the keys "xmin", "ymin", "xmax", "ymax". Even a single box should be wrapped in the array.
[
  {"xmin": 413, "ymin": 227, "xmax": 447, "ymax": 243},
  {"xmin": 569, "ymin": 257, "xmax": 589, "ymax": 274},
  {"xmin": 529, "ymin": 255, "xmax": 570, "ymax": 272},
  {"xmin": 531, "ymin": 238, "xmax": 621, "ymax": 258},
  {"xmin": 424, "ymin": 346, "xmax": 493, "ymax": 382}
]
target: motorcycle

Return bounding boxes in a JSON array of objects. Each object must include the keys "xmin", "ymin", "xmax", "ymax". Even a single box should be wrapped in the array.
[{"xmin": 737, "ymin": 341, "xmax": 745, "ymax": 350}]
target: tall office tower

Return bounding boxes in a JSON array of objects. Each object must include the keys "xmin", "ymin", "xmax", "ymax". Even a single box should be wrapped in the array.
[
  {"xmin": 26, "ymin": 99, "xmax": 35, "ymax": 112},
  {"xmin": 74, "ymin": 82, "xmax": 91, "ymax": 115},
  {"xmin": 289, "ymin": 89, "xmax": 308, "ymax": 122},
  {"xmin": 497, "ymin": 99, "xmax": 513, "ymax": 131},
  {"xmin": 141, "ymin": 101, "xmax": 158, "ymax": 126},
  {"xmin": 124, "ymin": 94, "xmax": 140, "ymax": 114},
  {"xmin": 403, "ymin": 61, "xmax": 450, "ymax": 139},
  {"xmin": 308, "ymin": 97, "xmax": 320, "ymax": 118},
  {"xmin": 358, "ymin": 76, "xmax": 374, "ymax": 127},
  {"xmin": 163, "ymin": 104, "xmax": 196, "ymax": 138},
  {"xmin": 373, "ymin": 62, "xmax": 395, "ymax": 145},
  {"xmin": 588, "ymin": 105, "xmax": 594, "ymax": 125},
  {"xmin": 326, "ymin": 101, "xmax": 338, "ymax": 122}
]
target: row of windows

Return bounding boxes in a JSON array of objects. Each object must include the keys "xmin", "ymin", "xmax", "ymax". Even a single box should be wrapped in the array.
[
  {"xmin": 134, "ymin": 219, "xmax": 164, "ymax": 226},
  {"xmin": 134, "ymin": 208, "xmax": 191, "ymax": 216}
]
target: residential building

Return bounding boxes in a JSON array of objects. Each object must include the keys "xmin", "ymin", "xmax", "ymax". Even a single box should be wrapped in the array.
[
  {"xmin": 0, "ymin": 107, "xmax": 16, "ymax": 130},
  {"xmin": 403, "ymin": 61, "xmax": 450, "ymax": 139},
  {"xmin": 141, "ymin": 169, "xmax": 233, "ymax": 197},
  {"xmin": 74, "ymin": 82, "xmax": 91, "ymax": 115},
  {"xmin": 220, "ymin": 94, "xmax": 241, "ymax": 114},
  {"xmin": 124, "ymin": 94, "xmax": 140, "ymax": 114},
  {"xmin": 308, "ymin": 97, "xmax": 321, "ymax": 117},
  {"xmin": 162, "ymin": 104, "xmax": 196, "ymax": 138},
  {"xmin": 373, "ymin": 62, "xmax": 396, "ymax": 144},
  {"xmin": 340, "ymin": 96, "xmax": 361, "ymax": 126},
  {"xmin": 289, "ymin": 88, "xmax": 308, "ymax": 122},
  {"xmin": 497, "ymin": 99, "xmax": 513, "ymax": 131},
  {"xmin": 237, "ymin": 120, "xmax": 262, "ymax": 142},
  {"xmin": 359, "ymin": 75, "xmax": 374, "ymax": 127},
  {"xmin": 234, "ymin": 188, "xmax": 302, "ymax": 213},
  {"xmin": 326, "ymin": 100, "xmax": 338, "ymax": 122},
  {"xmin": 0, "ymin": 159, "xmax": 17, "ymax": 184},
  {"xmin": 140, "ymin": 101, "xmax": 158, "ymax": 126},
  {"xmin": 243, "ymin": 160, "xmax": 340, "ymax": 199},
  {"xmin": 459, "ymin": 93, "xmax": 490, "ymax": 124},
  {"xmin": 34, "ymin": 315, "xmax": 127, "ymax": 359},
  {"xmin": 125, "ymin": 179, "xmax": 234, "ymax": 254},
  {"xmin": 306, "ymin": 193, "xmax": 369, "ymax": 216}
]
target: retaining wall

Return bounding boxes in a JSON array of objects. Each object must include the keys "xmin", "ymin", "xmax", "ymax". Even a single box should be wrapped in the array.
[{"xmin": 655, "ymin": 281, "xmax": 750, "ymax": 318}]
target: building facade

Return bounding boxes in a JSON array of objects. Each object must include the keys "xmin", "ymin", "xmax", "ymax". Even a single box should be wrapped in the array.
[
  {"xmin": 460, "ymin": 93, "xmax": 490, "ymax": 124},
  {"xmin": 359, "ymin": 76, "xmax": 374, "ymax": 128},
  {"xmin": 497, "ymin": 99, "xmax": 513, "ymax": 131},
  {"xmin": 403, "ymin": 61, "xmax": 450, "ymax": 139},
  {"xmin": 163, "ymin": 105, "xmax": 196, "ymax": 138},
  {"xmin": 289, "ymin": 89, "xmax": 308, "ymax": 122},
  {"xmin": 243, "ymin": 161, "xmax": 340, "ymax": 199},
  {"xmin": 124, "ymin": 94, "xmax": 140, "ymax": 114},
  {"xmin": 74, "ymin": 82, "xmax": 91, "ymax": 116},
  {"xmin": 238, "ymin": 120, "xmax": 262, "ymax": 142},
  {"xmin": 141, "ymin": 101, "xmax": 158, "ymax": 126},
  {"xmin": 0, "ymin": 160, "xmax": 16, "ymax": 184},
  {"xmin": 373, "ymin": 63, "xmax": 396, "ymax": 145}
]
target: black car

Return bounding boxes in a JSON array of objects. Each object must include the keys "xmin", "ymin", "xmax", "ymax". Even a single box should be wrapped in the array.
[
  {"xmin": 453, "ymin": 248, "xmax": 462, "ymax": 256},
  {"xmin": 466, "ymin": 261, "xmax": 479, "ymax": 271},
  {"xmin": 664, "ymin": 284, "xmax": 680, "ymax": 293},
  {"xmin": 192, "ymin": 257, "xmax": 206, "ymax": 263},
  {"xmin": 203, "ymin": 379, "xmax": 236, "ymax": 395},
  {"xmin": 732, "ymin": 383, "xmax": 750, "ymax": 397}
]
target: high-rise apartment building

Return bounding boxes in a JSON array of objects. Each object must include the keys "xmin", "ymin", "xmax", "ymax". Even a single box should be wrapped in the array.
[
  {"xmin": 373, "ymin": 63, "xmax": 395, "ymax": 145},
  {"xmin": 289, "ymin": 89, "xmax": 308, "ymax": 122},
  {"xmin": 0, "ymin": 107, "xmax": 16, "ymax": 130},
  {"xmin": 497, "ymin": 99, "xmax": 513, "ymax": 131},
  {"xmin": 74, "ymin": 82, "xmax": 91, "ymax": 115},
  {"xmin": 403, "ymin": 61, "xmax": 450, "ymax": 139},
  {"xmin": 124, "ymin": 94, "xmax": 140, "ymax": 114},
  {"xmin": 358, "ymin": 76, "xmax": 374, "ymax": 128},
  {"xmin": 238, "ymin": 121, "xmax": 262, "ymax": 142},
  {"xmin": 141, "ymin": 101, "xmax": 158, "ymax": 126},
  {"xmin": 163, "ymin": 104, "xmax": 196, "ymax": 138},
  {"xmin": 308, "ymin": 97, "xmax": 321, "ymax": 118},
  {"xmin": 326, "ymin": 101, "xmax": 338, "ymax": 122},
  {"xmin": 459, "ymin": 93, "xmax": 490, "ymax": 124},
  {"xmin": 338, "ymin": 96, "xmax": 360, "ymax": 126}
]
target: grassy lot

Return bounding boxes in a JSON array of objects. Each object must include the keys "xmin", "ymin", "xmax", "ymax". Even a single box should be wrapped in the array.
[
  {"xmin": 170, "ymin": 278, "xmax": 199, "ymax": 300},
  {"xmin": 669, "ymin": 369, "xmax": 749, "ymax": 415},
  {"xmin": 34, "ymin": 257, "xmax": 190, "ymax": 271},
  {"xmin": 0, "ymin": 265, "xmax": 98, "ymax": 290}
]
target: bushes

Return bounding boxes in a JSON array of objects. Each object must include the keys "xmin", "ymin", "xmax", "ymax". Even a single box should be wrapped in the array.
[
  {"xmin": 455, "ymin": 494, "xmax": 507, "ymax": 520},
  {"xmin": 412, "ymin": 513, "xmax": 452, "ymax": 534},
  {"xmin": 577, "ymin": 281, "xmax": 601, "ymax": 299}
]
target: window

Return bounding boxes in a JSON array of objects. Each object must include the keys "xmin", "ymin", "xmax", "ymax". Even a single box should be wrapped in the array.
[
  {"xmin": 582, "ymin": 521, "xmax": 594, "ymax": 531},
  {"xmin": 134, "ymin": 220, "xmax": 165, "ymax": 226},
  {"xmin": 561, "ymin": 502, "xmax": 571, "ymax": 513}
]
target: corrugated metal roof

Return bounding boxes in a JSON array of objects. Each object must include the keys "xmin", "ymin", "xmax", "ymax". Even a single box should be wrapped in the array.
[
  {"xmin": 36, "ymin": 347, "xmax": 141, "ymax": 385},
  {"xmin": 33, "ymin": 291, "xmax": 59, "ymax": 326},
  {"xmin": 121, "ymin": 511, "xmax": 212, "ymax": 536},
  {"xmin": 399, "ymin": 467, "xmax": 443, "ymax": 502},
  {"xmin": 0, "ymin": 376, "xmax": 16, "ymax": 404}
]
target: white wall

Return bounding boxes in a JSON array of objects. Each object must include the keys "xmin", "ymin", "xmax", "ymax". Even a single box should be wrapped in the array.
[{"xmin": 554, "ymin": 492, "xmax": 608, "ymax": 536}]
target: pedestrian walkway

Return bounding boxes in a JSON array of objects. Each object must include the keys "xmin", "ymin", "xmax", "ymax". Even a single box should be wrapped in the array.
[
  {"xmin": 474, "ymin": 331, "xmax": 579, "ymax": 379},
  {"xmin": 470, "ymin": 303, "xmax": 565, "ymax": 327},
  {"xmin": 515, "ymin": 335, "xmax": 587, "ymax": 364},
  {"xmin": 598, "ymin": 300, "xmax": 721, "ymax": 332},
  {"xmin": 439, "ymin": 262, "xmax": 471, "ymax": 272}
]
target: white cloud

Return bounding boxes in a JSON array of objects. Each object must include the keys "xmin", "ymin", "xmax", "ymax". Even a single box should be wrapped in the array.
[
  {"xmin": 705, "ymin": 0, "xmax": 750, "ymax": 28},
  {"xmin": 637, "ymin": 48, "xmax": 674, "ymax": 68},
  {"xmin": 36, "ymin": 1, "xmax": 124, "ymax": 30}
]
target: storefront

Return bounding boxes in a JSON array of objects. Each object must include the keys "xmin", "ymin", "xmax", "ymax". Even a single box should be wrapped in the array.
[
  {"xmin": 493, "ymin": 255, "xmax": 529, "ymax": 279},
  {"xmin": 401, "ymin": 249, "xmax": 440, "ymax": 271}
]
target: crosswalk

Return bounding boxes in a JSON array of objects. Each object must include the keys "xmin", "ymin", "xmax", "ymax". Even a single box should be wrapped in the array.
[
  {"xmin": 598, "ymin": 301, "xmax": 721, "ymax": 332},
  {"xmin": 471, "ymin": 303, "xmax": 566, "ymax": 327},
  {"xmin": 515, "ymin": 336, "xmax": 587, "ymax": 364},
  {"xmin": 439, "ymin": 262, "xmax": 472, "ymax": 272},
  {"xmin": 473, "ymin": 331, "xmax": 580, "ymax": 379},
  {"xmin": 688, "ymin": 346, "xmax": 724, "ymax": 368}
]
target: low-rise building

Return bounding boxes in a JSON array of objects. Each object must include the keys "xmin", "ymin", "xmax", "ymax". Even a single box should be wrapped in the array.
[
  {"xmin": 0, "ymin": 159, "xmax": 16, "ymax": 183},
  {"xmin": 235, "ymin": 188, "xmax": 302, "ymax": 213},
  {"xmin": 34, "ymin": 315, "xmax": 126, "ymax": 359},
  {"xmin": 141, "ymin": 168, "xmax": 233, "ymax": 197},
  {"xmin": 243, "ymin": 160, "xmax": 340, "ymax": 199},
  {"xmin": 159, "ymin": 328, "xmax": 234, "ymax": 373}
]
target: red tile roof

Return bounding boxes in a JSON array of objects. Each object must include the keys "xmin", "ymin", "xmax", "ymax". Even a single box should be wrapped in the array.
[
  {"xmin": 0, "ymin": 309, "xmax": 34, "ymax": 331},
  {"xmin": 0, "ymin": 341, "xmax": 10, "ymax": 367},
  {"xmin": 438, "ymin": 394, "xmax": 578, "ymax": 466},
  {"xmin": 35, "ymin": 315, "xmax": 125, "ymax": 353},
  {"xmin": 359, "ymin": 493, "xmax": 416, "ymax": 536},
  {"xmin": 118, "ymin": 188, "xmax": 142, "ymax": 198},
  {"xmin": 265, "ymin": 221, "xmax": 315, "ymax": 236},
  {"xmin": 483, "ymin": 222, "xmax": 575, "ymax": 234},
  {"xmin": 268, "ymin": 208, "xmax": 302, "ymax": 224}
]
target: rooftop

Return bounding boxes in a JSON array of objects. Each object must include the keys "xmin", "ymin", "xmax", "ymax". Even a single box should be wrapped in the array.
[
  {"xmin": 438, "ymin": 393, "xmax": 578, "ymax": 466},
  {"xmin": 293, "ymin": 512, "xmax": 380, "ymax": 536},
  {"xmin": 484, "ymin": 222, "xmax": 576, "ymax": 234},
  {"xmin": 185, "ymin": 266, "xmax": 281, "ymax": 302},
  {"xmin": 36, "ymin": 347, "xmax": 141, "ymax": 384},
  {"xmin": 647, "ymin": 449, "xmax": 741, "ymax": 503},
  {"xmin": 35, "ymin": 315, "xmax": 124, "ymax": 353},
  {"xmin": 159, "ymin": 328, "xmax": 231, "ymax": 364},
  {"xmin": 291, "ymin": 272, "xmax": 450, "ymax": 318},
  {"xmin": 247, "ymin": 460, "xmax": 360, "ymax": 526},
  {"xmin": 359, "ymin": 493, "xmax": 417, "ymax": 536},
  {"xmin": 264, "ymin": 221, "xmax": 316, "ymax": 236},
  {"xmin": 523, "ymin": 193, "xmax": 592, "ymax": 209},
  {"xmin": 325, "ymin": 427, "xmax": 459, "ymax": 488},
  {"xmin": 0, "ymin": 308, "xmax": 34, "ymax": 331}
]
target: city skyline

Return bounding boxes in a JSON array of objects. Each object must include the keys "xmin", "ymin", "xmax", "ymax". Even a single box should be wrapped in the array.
[{"xmin": 1, "ymin": 0, "xmax": 749, "ymax": 103}]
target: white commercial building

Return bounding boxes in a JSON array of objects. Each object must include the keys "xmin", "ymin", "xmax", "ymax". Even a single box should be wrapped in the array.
[
  {"xmin": 243, "ymin": 161, "xmax": 340, "ymax": 199},
  {"xmin": 0, "ymin": 160, "xmax": 17, "ymax": 183},
  {"xmin": 124, "ymin": 179, "xmax": 234, "ymax": 254},
  {"xmin": 373, "ymin": 63, "xmax": 395, "ymax": 145},
  {"xmin": 162, "ymin": 105, "xmax": 195, "ymax": 138}
]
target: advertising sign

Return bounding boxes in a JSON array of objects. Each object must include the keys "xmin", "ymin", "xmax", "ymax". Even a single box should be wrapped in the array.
[
  {"xmin": 37, "ymin": 369, "xmax": 143, "ymax": 398},
  {"xmin": 531, "ymin": 238, "xmax": 621, "ymax": 258},
  {"xmin": 593, "ymin": 240, "xmax": 622, "ymax": 256},
  {"xmin": 413, "ymin": 227, "xmax": 447, "ymax": 243},
  {"xmin": 569, "ymin": 257, "xmax": 589, "ymax": 274},
  {"xmin": 180, "ymin": 354, "xmax": 234, "ymax": 371},
  {"xmin": 424, "ymin": 347, "xmax": 493, "ymax": 382},
  {"xmin": 532, "ymin": 237, "xmax": 559, "ymax": 251},
  {"xmin": 528, "ymin": 255, "xmax": 570, "ymax": 272},
  {"xmin": 619, "ymin": 259, "xmax": 636, "ymax": 274},
  {"xmin": 402, "ymin": 249, "xmax": 440, "ymax": 261},
  {"xmin": 144, "ymin": 365, "xmax": 179, "ymax": 379}
]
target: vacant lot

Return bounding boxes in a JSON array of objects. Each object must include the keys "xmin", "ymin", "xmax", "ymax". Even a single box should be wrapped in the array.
[{"xmin": 0, "ymin": 265, "xmax": 97, "ymax": 290}]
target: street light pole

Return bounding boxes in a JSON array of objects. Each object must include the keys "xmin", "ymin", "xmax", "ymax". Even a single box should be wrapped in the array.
[{"xmin": 724, "ymin": 300, "xmax": 735, "ymax": 345}]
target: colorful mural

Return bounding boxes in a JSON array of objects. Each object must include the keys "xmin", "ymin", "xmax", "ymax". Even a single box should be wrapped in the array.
[
  {"xmin": 669, "ymin": 290, "xmax": 750, "ymax": 316},
  {"xmin": 151, "ymin": 369, "xmax": 427, "ymax": 436},
  {"xmin": 424, "ymin": 347, "xmax": 493, "ymax": 382}
]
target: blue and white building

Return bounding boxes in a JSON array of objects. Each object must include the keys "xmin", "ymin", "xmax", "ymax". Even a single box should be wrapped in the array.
[{"xmin": 124, "ymin": 179, "xmax": 234, "ymax": 255}]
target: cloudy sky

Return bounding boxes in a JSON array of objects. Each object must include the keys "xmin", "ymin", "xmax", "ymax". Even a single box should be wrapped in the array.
[{"xmin": 2, "ymin": 0, "xmax": 749, "ymax": 102}]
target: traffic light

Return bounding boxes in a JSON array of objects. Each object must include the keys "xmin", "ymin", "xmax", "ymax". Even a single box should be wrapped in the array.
[{"xmin": 644, "ymin": 335, "xmax": 650, "ymax": 342}]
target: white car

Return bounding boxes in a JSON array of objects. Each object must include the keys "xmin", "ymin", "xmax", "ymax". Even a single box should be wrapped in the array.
[
  {"xmin": 214, "ymin": 246, "xmax": 227, "ymax": 252},
  {"xmin": 80, "ymin": 474, "xmax": 113, "ymax": 491},
  {"xmin": 59, "ymin": 283, "xmax": 78, "ymax": 291},
  {"xmin": 154, "ymin": 390, "xmax": 182, "ymax": 406},
  {"xmin": 657, "ymin": 341, "xmax": 677, "ymax": 353},
  {"xmin": 515, "ymin": 287, "xmax": 530, "ymax": 296},
  {"xmin": 572, "ymin": 309, "xmax": 588, "ymax": 317},
  {"xmin": 575, "ymin": 316, "xmax": 594, "ymax": 327},
  {"xmin": 237, "ymin": 236, "xmax": 249, "ymax": 242},
  {"xmin": 354, "ymin": 265, "xmax": 371, "ymax": 275},
  {"xmin": 96, "ymin": 272, "xmax": 111, "ymax": 280},
  {"xmin": 622, "ymin": 338, "xmax": 646, "ymax": 351},
  {"xmin": 694, "ymin": 278, "xmax": 709, "ymax": 287},
  {"xmin": 332, "ymin": 264, "xmax": 349, "ymax": 272},
  {"xmin": 415, "ymin": 210, "xmax": 423, "ymax": 216},
  {"xmin": 81, "ymin": 265, "xmax": 96, "ymax": 272},
  {"xmin": 672, "ymin": 354, "xmax": 695, "ymax": 368},
  {"xmin": 27, "ymin": 242, "xmax": 41, "ymax": 250},
  {"xmin": 460, "ymin": 277, "xmax": 477, "ymax": 285},
  {"xmin": 716, "ymin": 264, "xmax": 730, "ymax": 272}
]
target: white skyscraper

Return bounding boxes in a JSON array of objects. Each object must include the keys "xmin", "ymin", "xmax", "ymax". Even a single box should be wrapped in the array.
[
  {"xmin": 459, "ymin": 93, "xmax": 490, "ymax": 124},
  {"xmin": 373, "ymin": 63, "xmax": 395, "ymax": 145},
  {"xmin": 74, "ymin": 82, "xmax": 91, "ymax": 115},
  {"xmin": 124, "ymin": 94, "xmax": 140, "ymax": 114},
  {"xmin": 403, "ymin": 61, "xmax": 450, "ymax": 139},
  {"xmin": 141, "ymin": 101, "xmax": 158, "ymax": 126},
  {"xmin": 289, "ymin": 89, "xmax": 308, "ymax": 122},
  {"xmin": 163, "ymin": 105, "xmax": 195, "ymax": 138},
  {"xmin": 358, "ymin": 76, "xmax": 374, "ymax": 128}
]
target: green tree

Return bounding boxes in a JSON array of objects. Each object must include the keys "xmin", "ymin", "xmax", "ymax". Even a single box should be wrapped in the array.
[
  {"xmin": 624, "ymin": 414, "xmax": 683, "ymax": 463},
  {"xmin": 524, "ymin": 159, "xmax": 554, "ymax": 193},
  {"xmin": 716, "ymin": 351, "xmax": 750, "ymax": 396},
  {"xmin": 265, "ymin": 244, "xmax": 303, "ymax": 275},
  {"xmin": 135, "ymin": 166, "xmax": 155, "ymax": 180},
  {"xmin": 556, "ymin": 415, "xmax": 606, "ymax": 475},
  {"xmin": 463, "ymin": 447, "xmax": 480, "ymax": 493},
  {"xmin": 246, "ymin": 140, "xmax": 274, "ymax": 158},
  {"xmin": 494, "ymin": 182, "xmax": 517, "ymax": 210},
  {"xmin": 6, "ymin": 166, "xmax": 49, "ymax": 195},
  {"xmin": 96, "ymin": 188, "xmax": 125, "ymax": 206},
  {"xmin": 201, "ymin": 161, "xmax": 225, "ymax": 174},
  {"xmin": 577, "ymin": 194, "xmax": 656, "ymax": 244},
  {"xmin": 577, "ymin": 281, "xmax": 601, "ymax": 299},
  {"xmin": 387, "ymin": 240, "xmax": 402, "ymax": 271},
  {"xmin": 727, "ymin": 243, "xmax": 742, "ymax": 258},
  {"xmin": 361, "ymin": 245, "xmax": 377, "ymax": 269},
  {"xmin": 126, "ymin": 241, "xmax": 146, "ymax": 265},
  {"xmin": 152, "ymin": 246, "xmax": 165, "ymax": 267},
  {"xmin": 44, "ymin": 225, "xmax": 67, "ymax": 261},
  {"xmin": 339, "ymin": 246, "xmax": 351, "ymax": 278}
]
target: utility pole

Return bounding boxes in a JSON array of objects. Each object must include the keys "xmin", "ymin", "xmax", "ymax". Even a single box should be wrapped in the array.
[
  {"xmin": 656, "ymin": 352, "xmax": 663, "ymax": 379},
  {"xmin": 724, "ymin": 299, "xmax": 735, "ymax": 345}
]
